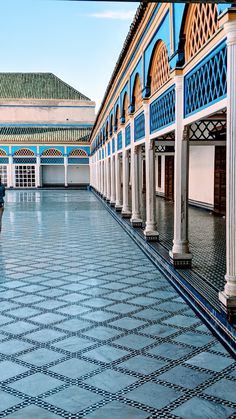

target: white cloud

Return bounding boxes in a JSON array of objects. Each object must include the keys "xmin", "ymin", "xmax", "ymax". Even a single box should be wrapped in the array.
[{"xmin": 88, "ymin": 10, "xmax": 136, "ymax": 21}]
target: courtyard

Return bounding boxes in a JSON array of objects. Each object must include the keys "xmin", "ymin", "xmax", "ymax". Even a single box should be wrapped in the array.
[{"xmin": 0, "ymin": 190, "xmax": 235, "ymax": 418}]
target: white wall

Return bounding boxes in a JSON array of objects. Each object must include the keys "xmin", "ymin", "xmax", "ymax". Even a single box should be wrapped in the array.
[
  {"xmin": 189, "ymin": 146, "xmax": 215, "ymax": 206},
  {"xmin": 68, "ymin": 165, "xmax": 89, "ymax": 184},
  {"xmin": 42, "ymin": 166, "xmax": 65, "ymax": 185}
]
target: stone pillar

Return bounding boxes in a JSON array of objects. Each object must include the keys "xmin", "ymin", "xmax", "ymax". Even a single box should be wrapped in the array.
[
  {"xmin": 115, "ymin": 153, "xmax": 122, "ymax": 210},
  {"xmin": 122, "ymin": 149, "xmax": 131, "ymax": 217},
  {"xmin": 103, "ymin": 158, "xmax": 107, "ymax": 198},
  {"xmin": 144, "ymin": 140, "xmax": 159, "ymax": 241},
  {"xmin": 219, "ymin": 21, "xmax": 236, "ymax": 319},
  {"xmin": 64, "ymin": 156, "xmax": 68, "ymax": 187},
  {"xmin": 107, "ymin": 157, "xmax": 111, "ymax": 201},
  {"xmin": 169, "ymin": 76, "xmax": 192, "ymax": 268},
  {"xmin": 131, "ymin": 144, "xmax": 142, "ymax": 227},
  {"xmin": 101, "ymin": 160, "xmax": 104, "ymax": 196},
  {"xmin": 110, "ymin": 155, "xmax": 116, "ymax": 206},
  {"xmin": 36, "ymin": 156, "xmax": 41, "ymax": 188},
  {"xmin": 8, "ymin": 155, "xmax": 14, "ymax": 188}
]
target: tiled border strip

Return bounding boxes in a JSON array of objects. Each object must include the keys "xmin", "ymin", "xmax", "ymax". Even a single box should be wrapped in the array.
[{"xmin": 90, "ymin": 187, "xmax": 236, "ymax": 359}]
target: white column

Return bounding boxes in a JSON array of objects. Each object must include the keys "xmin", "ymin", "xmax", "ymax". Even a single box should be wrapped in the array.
[
  {"xmin": 219, "ymin": 21, "xmax": 236, "ymax": 316},
  {"xmin": 169, "ymin": 76, "xmax": 192, "ymax": 268},
  {"xmin": 8, "ymin": 155, "xmax": 14, "ymax": 188},
  {"xmin": 64, "ymin": 156, "xmax": 68, "ymax": 187},
  {"xmin": 122, "ymin": 149, "xmax": 131, "ymax": 217},
  {"xmin": 131, "ymin": 143, "xmax": 142, "ymax": 227},
  {"xmin": 107, "ymin": 157, "xmax": 111, "ymax": 201},
  {"xmin": 115, "ymin": 153, "xmax": 122, "ymax": 210},
  {"xmin": 101, "ymin": 160, "xmax": 104, "ymax": 196},
  {"xmin": 143, "ymin": 104, "xmax": 159, "ymax": 240},
  {"xmin": 103, "ymin": 158, "xmax": 107, "ymax": 198},
  {"xmin": 110, "ymin": 155, "xmax": 116, "ymax": 205},
  {"xmin": 36, "ymin": 156, "xmax": 41, "ymax": 188}
]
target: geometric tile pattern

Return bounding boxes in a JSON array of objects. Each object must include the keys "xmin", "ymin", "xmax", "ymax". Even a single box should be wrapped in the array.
[{"xmin": 0, "ymin": 190, "xmax": 235, "ymax": 418}]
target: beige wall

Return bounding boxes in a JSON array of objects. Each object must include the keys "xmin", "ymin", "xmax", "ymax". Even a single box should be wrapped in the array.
[{"xmin": 0, "ymin": 99, "xmax": 96, "ymax": 124}]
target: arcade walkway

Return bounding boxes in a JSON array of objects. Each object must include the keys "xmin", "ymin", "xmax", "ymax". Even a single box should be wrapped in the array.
[{"xmin": 0, "ymin": 190, "xmax": 235, "ymax": 418}]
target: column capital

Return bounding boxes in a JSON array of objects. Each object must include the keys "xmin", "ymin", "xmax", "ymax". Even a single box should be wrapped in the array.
[
  {"xmin": 224, "ymin": 20, "xmax": 236, "ymax": 44},
  {"xmin": 174, "ymin": 74, "xmax": 184, "ymax": 90}
]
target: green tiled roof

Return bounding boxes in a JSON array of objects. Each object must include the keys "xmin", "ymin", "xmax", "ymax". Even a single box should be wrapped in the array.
[
  {"xmin": 0, "ymin": 73, "xmax": 90, "ymax": 100},
  {"xmin": 0, "ymin": 127, "xmax": 92, "ymax": 143}
]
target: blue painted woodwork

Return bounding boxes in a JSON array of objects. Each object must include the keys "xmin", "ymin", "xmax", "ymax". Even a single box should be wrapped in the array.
[
  {"xmin": 134, "ymin": 112, "xmax": 145, "ymax": 142},
  {"xmin": 184, "ymin": 41, "xmax": 227, "ymax": 117},
  {"xmin": 125, "ymin": 124, "xmax": 131, "ymax": 147},
  {"xmin": 0, "ymin": 146, "xmax": 9, "ymax": 155},
  {"xmin": 117, "ymin": 131, "xmax": 122, "ymax": 150},
  {"xmin": 41, "ymin": 157, "xmax": 64, "ymax": 164},
  {"xmin": 144, "ymin": 10, "xmax": 170, "ymax": 88},
  {"xmin": 68, "ymin": 158, "xmax": 89, "ymax": 165},
  {"xmin": 112, "ymin": 138, "xmax": 115, "ymax": 154},
  {"xmin": 67, "ymin": 146, "xmax": 90, "ymax": 156},
  {"xmin": 0, "ymin": 158, "xmax": 9, "ymax": 164},
  {"xmin": 130, "ymin": 59, "xmax": 143, "ymax": 105},
  {"xmin": 108, "ymin": 142, "xmax": 111, "ymax": 156},
  {"xmin": 12, "ymin": 146, "xmax": 37, "ymax": 155},
  {"xmin": 150, "ymin": 85, "xmax": 175, "ymax": 133},
  {"xmin": 39, "ymin": 146, "xmax": 64, "ymax": 156},
  {"xmin": 13, "ymin": 157, "xmax": 36, "ymax": 164}
]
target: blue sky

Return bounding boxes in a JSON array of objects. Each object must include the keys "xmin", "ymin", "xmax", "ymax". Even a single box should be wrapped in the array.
[{"xmin": 0, "ymin": 0, "xmax": 137, "ymax": 110}]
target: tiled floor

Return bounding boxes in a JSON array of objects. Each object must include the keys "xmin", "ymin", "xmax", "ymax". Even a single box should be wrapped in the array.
[{"xmin": 0, "ymin": 189, "xmax": 234, "ymax": 418}]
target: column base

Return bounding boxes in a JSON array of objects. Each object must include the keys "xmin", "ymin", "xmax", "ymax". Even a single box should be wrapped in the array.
[
  {"xmin": 169, "ymin": 251, "xmax": 192, "ymax": 269},
  {"xmin": 121, "ymin": 209, "xmax": 132, "ymax": 218},
  {"xmin": 144, "ymin": 230, "xmax": 159, "ymax": 242},
  {"xmin": 110, "ymin": 201, "xmax": 116, "ymax": 207},
  {"xmin": 131, "ymin": 218, "xmax": 142, "ymax": 228},
  {"xmin": 115, "ymin": 204, "xmax": 123, "ymax": 212},
  {"xmin": 219, "ymin": 291, "xmax": 236, "ymax": 323}
]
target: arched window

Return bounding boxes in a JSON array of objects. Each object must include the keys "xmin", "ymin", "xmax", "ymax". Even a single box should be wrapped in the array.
[
  {"xmin": 185, "ymin": 4, "xmax": 218, "ymax": 61},
  {"xmin": 149, "ymin": 41, "xmax": 170, "ymax": 95},
  {"xmin": 105, "ymin": 122, "xmax": 109, "ymax": 141},
  {"xmin": 14, "ymin": 148, "xmax": 35, "ymax": 156},
  {"xmin": 115, "ymin": 105, "xmax": 120, "ymax": 130},
  {"xmin": 0, "ymin": 149, "xmax": 7, "ymax": 156},
  {"xmin": 69, "ymin": 149, "xmax": 87, "ymax": 157},
  {"xmin": 109, "ymin": 114, "xmax": 114, "ymax": 135},
  {"xmin": 133, "ymin": 74, "xmax": 142, "ymax": 112},
  {"xmin": 42, "ymin": 148, "xmax": 62, "ymax": 157},
  {"xmin": 122, "ymin": 92, "xmax": 128, "ymax": 123}
]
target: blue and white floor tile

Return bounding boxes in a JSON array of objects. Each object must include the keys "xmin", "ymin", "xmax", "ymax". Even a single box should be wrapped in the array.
[{"xmin": 0, "ymin": 190, "xmax": 234, "ymax": 418}]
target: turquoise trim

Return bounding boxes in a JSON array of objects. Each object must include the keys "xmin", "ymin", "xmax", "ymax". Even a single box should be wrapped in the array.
[
  {"xmin": 130, "ymin": 59, "xmax": 142, "ymax": 104},
  {"xmin": 39, "ymin": 146, "xmax": 64, "ymax": 156},
  {"xmin": 12, "ymin": 145, "xmax": 37, "ymax": 155},
  {"xmin": 0, "ymin": 146, "xmax": 9, "ymax": 154},
  {"xmin": 67, "ymin": 145, "xmax": 90, "ymax": 156},
  {"xmin": 144, "ymin": 10, "xmax": 170, "ymax": 86}
]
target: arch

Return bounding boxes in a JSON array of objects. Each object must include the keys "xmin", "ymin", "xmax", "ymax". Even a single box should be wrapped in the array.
[
  {"xmin": 132, "ymin": 73, "xmax": 142, "ymax": 112},
  {"xmin": 0, "ymin": 149, "xmax": 7, "ymax": 157},
  {"xmin": 41, "ymin": 148, "xmax": 62, "ymax": 157},
  {"xmin": 14, "ymin": 148, "xmax": 35, "ymax": 156},
  {"xmin": 115, "ymin": 104, "xmax": 120, "ymax": 130},
  {"xmin": 69, "ymin": 149, "xmax": 88, "ymax": 157},
  {"xmin": 184, "ymin": 4, "xmax": 218, "ymax": 61},
  {"xmin": 105, "ymin": 121, "xmax": 109, "ymax": 141},
  {"xmin": 122, "ymin": 92, "xmax": 129, "ymax": 123},
  {"xmin": 109, "ymin": 114, "xmax": 114, "ymax": 135},
  {"xmin": 148, "ymin": 40, "xmax": 170, "ymax": 95}
]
